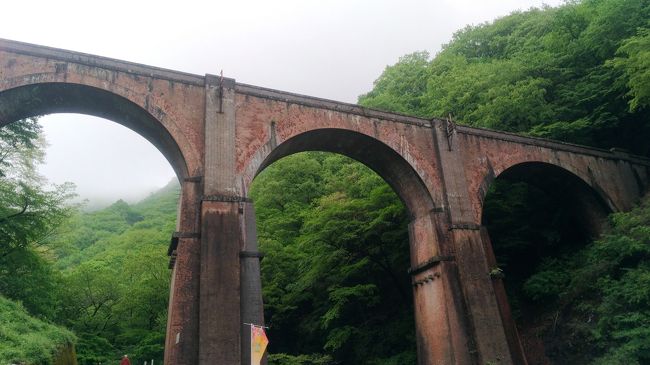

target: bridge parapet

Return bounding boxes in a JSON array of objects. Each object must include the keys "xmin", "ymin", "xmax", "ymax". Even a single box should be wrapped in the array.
[{"xmin": 0, "ymin": 38, "xmax": 205, "ymax": 85}]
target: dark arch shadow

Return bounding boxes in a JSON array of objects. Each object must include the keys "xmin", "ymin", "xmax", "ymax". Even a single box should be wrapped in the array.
[
  {"xmin": 0, "ymin": 83, "xmax": 188, "ymax": 179},
  {"xmin": 480, "ymin": 162, "xmax": 613, "ymax": 364},
  {"xmin": 482, "ymin": 162, "xmax": 613, "ymax": 235},
  {"xmin": 254, "ymin": 128, "xmax": 436, "ymax": 219}
]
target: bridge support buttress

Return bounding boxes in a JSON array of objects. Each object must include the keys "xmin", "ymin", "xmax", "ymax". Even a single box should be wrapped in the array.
[
  {"xmin": 407, "ymin": 203, "xmax": 524, "ymax": 364},
  {"xmin": 199, "ymin": 200, "xmax": 242, "ymax": 364},
  {"xmin": 197, "ymin": 75, "xmax": 265, "ymax": 365},
  {"xmin": 409, "ymin": 211, "xmax": 475, "ymax": 365},
  {"xmin": 196, "ymin": 199, "xmax": 264, "ymax": 365},
  {"xmin": 165, "ymin": 180, "xmax": 202, "ymax": 364},
  {"xmin": 429, "ymin": 122, "xmax": 526, "ymax": 365}
]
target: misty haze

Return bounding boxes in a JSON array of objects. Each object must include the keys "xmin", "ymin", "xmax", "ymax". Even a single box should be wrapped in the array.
[{"xmin": 38, "ymin": 114, "xmax": 177, "ymax": 209}]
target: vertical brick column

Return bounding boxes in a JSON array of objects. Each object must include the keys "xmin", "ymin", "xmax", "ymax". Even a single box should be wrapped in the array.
[
  {"xmin": 480, "ymin": 227, "xmax": 527, "ymax": 364},
  {"xmin": 432, "ymin": 121, "xmax": 515, "ymax": 364},
  {"xmin": 409, "ymin": 211, "xmax": 474, "ymax": 365},
  {"xmin": 199, "ymin": 75, "xmax": 242, "ymax": 365},
  {"xmin": 240, "ymin": 202, "xmax": 265, "ymax": 365},
  {"xmin": 165, "ymin": 179, "xmax": 202, "ymax": 365},
  {"xmin": 199, "ymin": 200, "xmax": 242, "ymax": 364}
]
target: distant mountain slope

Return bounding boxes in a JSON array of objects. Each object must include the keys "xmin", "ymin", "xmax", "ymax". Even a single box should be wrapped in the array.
[
  {"xmin": 49, "ymin": 179, "xmax": 180, "ymax": 364},
  {"xmin": 54, "ymin": 179, "xmax": 180, "ymax": 270}
]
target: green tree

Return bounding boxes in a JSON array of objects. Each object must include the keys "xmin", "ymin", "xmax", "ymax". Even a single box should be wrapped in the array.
[
  {"xmin": 0, "ymin": 118, "xmax": 75, "ymax": 260},
  {"xmin": 359, "ymin": 0, "xmax": 650, "ymax": 363},
  {"xmin": 359, "ymin": 51, "xmax": 431, "ymax": 117},
  {"xmin": 359, "ymin": 0, "xmax": 650, "ymax": 156},
  {"xmin": 51, "ymin": 182, "xmax": 178, "ymax": 364},
  {"xmin": 0, "ymin": 118, "xmax": 75, "ymax": 316},
  {"xmin": 252, "ymin": 153, "xmax": 415, "ymax": 365},
  {"xmin": 611, "ymin": 28, "xmax": 650, "ymax": 112}
]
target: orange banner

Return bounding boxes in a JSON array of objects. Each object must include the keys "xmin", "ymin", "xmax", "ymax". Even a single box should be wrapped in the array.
[{"xmin": 251, "ymin": 325, "xmax": 269, "ymax": 365}]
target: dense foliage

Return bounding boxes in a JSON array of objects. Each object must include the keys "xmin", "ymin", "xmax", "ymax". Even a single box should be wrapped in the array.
[
  {"xmin": 359, "ymin": 0, "xmax": 650, "ymax": 363},
  {"xmin": 50, "ymin": 183, "xmax": 178, "ymax": 364},
  {"xmin": 0, "ymin": 116, "xmax": 176, "ymax": 364},
  {"xmin": 0, "ymin": 117, "xmax": 78, "ymax": 364},
  {"xmin": 494, "ymin": 195, "xmax": 650, "ymax": 364},
  {"xmin": 0, "ymin": 295, "xmax": 76, "ymax": 365},
  {"xmin": 251, "ymin": 153, "xmax": 415, "ymax": 365},
  {"xmin": 360, "ymin": 0, "xmax": 650, "ymax": 156},
  {"xmin": 0, "ymin": 118, "xmax": 76, "ymax": 318}
]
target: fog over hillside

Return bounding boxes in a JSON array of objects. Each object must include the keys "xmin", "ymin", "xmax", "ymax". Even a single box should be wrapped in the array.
[{"xmin": 37, "ymin": 114, "xmax": 177, "ymax": 210}]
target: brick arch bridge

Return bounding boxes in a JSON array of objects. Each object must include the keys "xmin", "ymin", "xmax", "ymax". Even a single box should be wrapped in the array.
[{"xmin": 1, "ymin": 39, "xmax": 649, "ymax": 365}]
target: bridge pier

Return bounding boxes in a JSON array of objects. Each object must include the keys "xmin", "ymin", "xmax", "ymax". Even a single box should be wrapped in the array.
[
  {"xmin": 240, "ymin": 202, "xmax": 265, "ymax": 365},
  {"xmin": 480, "ymin": 227, "xmax": 528, "ymax": 365},
  {"xmin": 199, "ymin": 200, "xmax": 242, "ymax": 365},
  {"xmin": 165, "ymin": 180, "xmax": 201, "ymax": 365},
  {"xmin": 165, "ymin": 196, "xmax": 264, "ymax": 365},
  {"xmin": 409, "ymin": 212, "xmax": 474, "ymax": 365},
  {"xmin": 449, "ymin": 227, "xmax": 515, "ymax": 364},
  {"xmin": 194, "ymin": 74, "xmax": 265, "ymax": 365},
  {"xmin": 408, "ymin": 205, "xmax": 524, "ymax": 364},
  {"xmin": 432, "ymin": 122, "xmax": 519, "ymax": 364}
]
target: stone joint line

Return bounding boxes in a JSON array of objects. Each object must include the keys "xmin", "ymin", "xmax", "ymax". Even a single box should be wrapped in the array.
[
  {"xmin": 168, "ymin": 232, "xmax": 201, "ymax": 256},
  {"xmin": 202, "ymin": 195, "xmax": 253, "ymax": 203},
  {"xmin": 408, "ymin": 255, "xmax": 455, "ymax": 276}
]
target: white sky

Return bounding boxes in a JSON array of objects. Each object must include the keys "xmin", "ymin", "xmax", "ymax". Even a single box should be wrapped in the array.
[{"xmin": 1, "ymin": 0, "xmax": 564, "ymax": 207}]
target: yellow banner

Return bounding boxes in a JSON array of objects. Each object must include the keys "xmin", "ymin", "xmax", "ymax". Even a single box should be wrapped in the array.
[{"xmin": 251, "ymin": 325, "xmax": 269, "ymax": 365}]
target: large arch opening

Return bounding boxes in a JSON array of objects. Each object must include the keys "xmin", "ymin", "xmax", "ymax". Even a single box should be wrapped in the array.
[
  {"xmin": 0, "ymin": 83, "xmax": 185, "ymax": 364},
  {"xmin": 480, "ymin": 162, "xmax": 612, "ymax": 364},
  {"xmin": 249, "ymin": 129, "xmax": 437, "ymax": 364},
  {"xmin": 0, "ymin": 83, "xmax": 189, "ymax": 179},
  {"xmin": 255, "ymin": 128, "xmax": 435, "ymax": 219}
]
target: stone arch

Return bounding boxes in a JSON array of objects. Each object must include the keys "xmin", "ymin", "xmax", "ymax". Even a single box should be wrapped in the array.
[
  {"xmin": 248, "ymin": 128, "xmax": 436, "ymax": 219},
  {"xmin": 0, "ymin": 82, "xmax": 189, "ymax": 179},
  {"xmin": 244, "ymin": 128, "xmax": 456, "ymax": 364},
  {"xmin": 478, "ymin": 161, "xmax": 615, "ymax": 224}
]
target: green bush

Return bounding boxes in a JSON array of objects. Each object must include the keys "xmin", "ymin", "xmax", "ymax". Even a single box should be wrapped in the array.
[{"xmin": 0, "ymin": 295, "xmax": 76, "ymax": 364}]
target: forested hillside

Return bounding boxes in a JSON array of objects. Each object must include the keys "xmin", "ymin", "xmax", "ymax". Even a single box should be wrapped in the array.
[
  {"xmin": 1, "ymin": 0, "xmax": 649, "ymax": 364},
  {"xmin": 360, "ymin": 0, "xmax": 650, "ymax": 155},
  {"xmin": 358, "ymin": 0, "xmax": 650, "ymax": 363},
  {"xmin": 0, "ymin": 123, "xmax": 178, "ymax": 365},
  {"xmin": 0, "ymin": 117, "xmax": 81, "ymax": 364},
  {"xmin": 0, "ymin": 295, "xmax": 76, "ymax": 365},
  {"xmin": 251, "ymin": 153, "xmax": 414, "ymax": 365},
  {"xmin": 48, "ymin": 182, "xmax": 178, "ymax": 364}
]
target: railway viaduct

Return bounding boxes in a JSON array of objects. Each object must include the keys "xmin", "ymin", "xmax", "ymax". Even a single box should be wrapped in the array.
[{"xmin": 1, "ymin": 38, "xmax": 649, "ymax": 365}]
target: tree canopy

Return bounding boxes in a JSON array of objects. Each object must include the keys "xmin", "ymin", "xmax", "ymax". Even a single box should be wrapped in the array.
[
  {"xmin": 360, "ymin": 0, "xmax": 650, "ymax": 156},
  {"xmin": 358, "ymin": 0, "xmax": 650, "ymax": 363}
]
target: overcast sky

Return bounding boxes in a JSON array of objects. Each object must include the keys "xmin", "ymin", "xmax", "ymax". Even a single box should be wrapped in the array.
[{"xmin": 1, "ymin": 0, "xmax": 564, "ymax": 207}]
